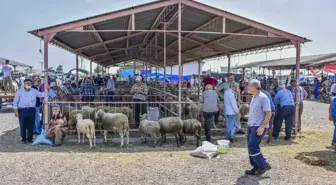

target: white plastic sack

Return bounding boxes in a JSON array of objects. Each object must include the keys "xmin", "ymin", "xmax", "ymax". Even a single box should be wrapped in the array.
[
  {"xmin": 148, "ymin": 107, "xmax": 159, "ymax": 121},
  {"xmin": 190, "ymin": 141, "xmax": 219, "ymax": 159},
  {"xmin": 32, "ymin": 129, "xmax": 53, "ymax": 146}
]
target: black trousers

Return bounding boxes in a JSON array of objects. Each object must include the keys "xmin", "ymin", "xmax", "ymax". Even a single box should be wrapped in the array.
[
  {"xmin": 18, "ymin": 108, "xmax": 36, "ymax": 142},
  {"xmin": 133, "ymin": 99, "xmax": 147, "ymax": 127}
]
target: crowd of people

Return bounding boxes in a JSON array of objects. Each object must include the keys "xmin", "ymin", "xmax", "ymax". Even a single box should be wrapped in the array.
[{"xmin": 8, "ymin": 69, "xmax": 336, "ymax": 175}]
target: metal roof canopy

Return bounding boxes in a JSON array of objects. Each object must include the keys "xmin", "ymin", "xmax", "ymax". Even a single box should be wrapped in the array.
[
  {"xmin": 308, "ymin": 55, "xmax": 336, "ymax": 68},
  {"xmin": 0, "ymin": 57, "xmax": 33, "ymax": 68},
  {"xmin": 28, "ymin": 0, "xmax": 310, "ymax": 68},
  {"xmin": 234, "ymin": 53, "xmax": 336, "ymax": 70}
]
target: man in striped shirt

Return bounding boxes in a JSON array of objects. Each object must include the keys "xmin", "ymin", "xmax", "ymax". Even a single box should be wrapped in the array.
[
  {"xmin": 80, "ymin": 77, "xmax": 95, "ymax": 102},
  {"xmin": 287, "ymin": 79, "xmax": 308, "ymax": 132}
]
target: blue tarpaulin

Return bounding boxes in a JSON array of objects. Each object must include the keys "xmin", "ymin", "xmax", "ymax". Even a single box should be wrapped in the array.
[
  {"xmin": 140, "ymin": 70, "xmax": 152, "ymax": 79},
  {"xmin": 120, "ymin": 69, "xmax": 134, "ymax": 80},
  {"xmin": 150, "ymin": 72, "xmax": 192, "ymax": 82}
]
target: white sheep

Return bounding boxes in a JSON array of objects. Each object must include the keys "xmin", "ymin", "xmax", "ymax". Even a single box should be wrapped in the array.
[
  {"xmin": 182, "ymin": 97, "xmax": 199, "ymax": 120},
  {"xmin": 95, "ymin": 110, "xmax": 129, "ymax": 147},
  {"xmin": 75, "ymin": 113, "xmax": 96, "ymax": 149},
  {"xmin": 139, "ymin": 114, "xmax": 161, "ymax": 147},
  {"xmin": 158, "ymin": 117, "xmax": 184, "ymax": 147},
  {"xmin": 182, "ymin": 119, "xmax": 202, "ymax": 147}
]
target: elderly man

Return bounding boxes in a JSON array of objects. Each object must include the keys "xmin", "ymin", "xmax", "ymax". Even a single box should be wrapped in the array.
[
  {"xmin": 2, "ymin": 60, "xmax": 13, "ymax": 95},
  {"xmin": 245, "ymin": 79, "xmax": 272, "ymax": 176},
  {"xmin": 13, "ymin": 79, "xmax": 44, "ymax": 144},
  {"xmin": 200, "ymin": 84, "xmax": 220, "ymax": 142},
  {"xmin": 287, "ymin": 79, "xmax": 308, "ymax": 132},
  {"xmin": 131, "ymin": 76, "xmax": 149, "ymax": 127},
  {"xmin": 273, "ymin": 83, "xmax": 295, "ymax": 140}
]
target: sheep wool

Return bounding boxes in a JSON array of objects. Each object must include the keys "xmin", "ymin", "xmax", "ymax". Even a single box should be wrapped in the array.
[
  {"xmin": 158, "ymin": 117, "xmax": 184, "ymax": 147},
  {"xmin": 182, "ymin": 119, "xmax": 202, "ymax": 147},
  {"xmin": 75, "ymin": 113, "xmax": 96, "ymax": 149},
  {"xmin": 139, "ymin": 114, "xmax": 161, "ymax": 147},
  {"xmin": 95, "ymin": 110, "xmax": 129, "ymax": 147}
]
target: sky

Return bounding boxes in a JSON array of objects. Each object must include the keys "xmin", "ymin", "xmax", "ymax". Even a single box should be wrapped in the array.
[{"xmin": 0, "ymin": 0, "xmax": 335, "ymax": 75}]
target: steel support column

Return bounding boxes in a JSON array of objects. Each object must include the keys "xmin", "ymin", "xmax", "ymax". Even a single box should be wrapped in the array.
[
  {"xmin": 76, "ymin": 54, "xmax": 79, "ymax": 88},
  {"xmin": 227, "ymin": 55, "xmax": 231, "ymax": 74},
  {"xmin": 43, "ymin": 35, "xmax": 50, "ymax": 127},
  {"xmin": 178, "ymin": 2, "xmax": 182, "ymax": 118},
  {"xmin": 170, "ymin": 66, "xmax": 173, "ymax": 82},
  {"xmin": 294, "ymin": 41, "xmax": 301, "ymax": 134},
  {"xmin": 90, "ymin": 60, "xmax": 93, "ymax": 77},
  {"xmin": 242, "ymin": 68, "xmax": 245, "ymax": 80},
  {"xmin": 164, "ymin": 26, "xmax": 167, "ymax": 116},
  {"xmin": 198, "ymin": 60, "xmax": 201, "ymax": 97}
]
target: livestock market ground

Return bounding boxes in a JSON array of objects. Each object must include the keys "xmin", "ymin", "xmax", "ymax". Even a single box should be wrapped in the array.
[{"xmin": 0, "ymin": 101, "xmax": 335, "ymax": 185}]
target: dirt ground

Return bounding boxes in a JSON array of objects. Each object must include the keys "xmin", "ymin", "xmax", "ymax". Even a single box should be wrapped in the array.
[{"xmin": 0, "ymin": 101, "xmax": 335, "ymax": 185}]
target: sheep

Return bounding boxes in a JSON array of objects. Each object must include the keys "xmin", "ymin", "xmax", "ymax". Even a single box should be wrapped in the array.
[
  {"xmin": 139, "ymin": 114, "xmax": 161, "ymax": 147},
  {"xmin": 158, "ymin": 117, "xmax": 184, "ymax": 147},
  {"xmin": 75, "ymin": 113, "xmax": 96, "ymax": 149},
  {"xmin": 182, "ymin": 97, "xmax": 199, "ymax": 120},
  {"xmin": 95, "ymin": 110, "xmax": 129, "ymax": 147},
  {"xmin": 182, "ymin": 119, "xmax": 202, "ymax": 147}
]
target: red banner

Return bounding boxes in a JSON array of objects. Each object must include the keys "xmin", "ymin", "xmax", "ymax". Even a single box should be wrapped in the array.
[
  {"xmin": 323, "ymin": 64, "xmax": 336, "ymax": 74},
  {"xmin": 309, "ymin": 67, "xmax": 320, "ymax": 75}
]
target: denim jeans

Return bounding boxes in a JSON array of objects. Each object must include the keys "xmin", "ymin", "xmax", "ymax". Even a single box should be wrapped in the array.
[
  {"xmin": 203, "ymin": 111, "xmax": 217, "ymax": 142},
  {"xmin": 314, "ymin": 89, "xmax": 318, "ymax": 99},
  {"xmin": 134, "ymin": 99, "xmax": 147, "ymax": 127},
  {"xmin": 247, "ymin": 126, "xmax": 268, "ymax": 169},
  {"xmin": 226, "ymin": 115, "xmax": 237, "ymax": 140},
  {"xmin": 18, "ymin": 108, "xmax": 36, "ymax": 142},
  {"xmin": 273, "ymin": 105, "xmax": 295, "ymax": 139},
  {"xmin": 332, "ymin": 117, "xmax": 336, "ymax": 145},
  {"xmin": 105, "ymin": 91, "xmax": 115, "ymax": 102},
  {"xmin": 33, "ymin": 106, "xmax": 41, "ymax": 134}
]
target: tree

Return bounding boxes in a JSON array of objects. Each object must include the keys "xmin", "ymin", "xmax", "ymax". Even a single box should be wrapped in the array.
[
  {"xmin": 56, "ymin": 65, "xmax": 63, "ymax": 73},
  {"xmin": 93, "ymin": 66, "xmax": 106, "ymax": 74}
]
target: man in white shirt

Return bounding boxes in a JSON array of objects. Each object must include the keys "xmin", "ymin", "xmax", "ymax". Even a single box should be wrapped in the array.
[
  {"xmin": 2, "ymin": 60, "xmax": 13, "ymax": 94},
  {"xmin": 330, "ymin": 82, "xmax": 336, "ymax": 96}
]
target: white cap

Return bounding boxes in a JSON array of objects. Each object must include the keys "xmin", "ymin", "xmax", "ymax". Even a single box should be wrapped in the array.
[
  {"xmin": 50, "ymin": 82, "xmax": 56, "ymax": 87},
  {"xmin": 136, "ymin": 76, "xmax": 142, "ymax": 81}
]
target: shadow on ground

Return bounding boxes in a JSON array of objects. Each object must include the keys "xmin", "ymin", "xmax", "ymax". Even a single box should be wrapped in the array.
[
  {"xmin": 295, "ymin": 150, "xmax": 336, "ymax": 172},
  {"xmin": 235, "ymin": 175, "xmax": 271, "ymax": 185}
]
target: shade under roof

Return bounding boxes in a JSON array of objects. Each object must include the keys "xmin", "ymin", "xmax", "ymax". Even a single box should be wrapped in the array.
[{"xmin": 28, "ymin": 0, "xmax": 310, "ymax": 68}]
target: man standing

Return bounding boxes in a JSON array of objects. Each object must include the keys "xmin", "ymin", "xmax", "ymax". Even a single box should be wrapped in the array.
[
  {"xmin": 80, "ymin": 77, "xmax": 95, "ymax": 102},
  {"xmin": 2, "ymin": 60, "xmax": 13, "ymax": 95},
  {"xmin": 32, "ymin": 78, "xmax": 42, "ymax": 134},
  {"xmin": 217, "ymin": 73, "xmax": 244, "ymax": 134},
  {"xmin": 273, "ymin": 83, "xmax": 295, "ymax": 140},
  {"xmin": 13, "ymin": 79, "xmax": 44, "ymax": 144},
  {"xmin": 223, "ymin": 83, "xmax": 239, "ymax": 142},
  {"xmin": 106, "ymin": 75, "xmax": 116, "ymax": 102},
  {"xmin": 245, "ymin": 79, "xmax": 272, "ymax": 176},
  {"xmin": 287, "ymin": 79, "xmax": 308, "ymax": 132}
]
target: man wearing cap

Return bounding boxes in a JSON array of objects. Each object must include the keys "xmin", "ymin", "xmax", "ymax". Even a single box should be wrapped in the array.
[
  {"xmin": 13, "ymin": 79, "xmax": 44, "ymax": 144},
  {"xmin": 2, "ymin": 60, "xmax": 13, "ymax": 95},
  {"xmin": 273, "ymin": 83, "xmax": 295, "ymax": 140},
  {"xmin": 106, "ymin": 75, "xmax": 116, "ymax": 102},
  {"xmin": 131, "ymin": 76, "xmax": 148, "ymax": 127},
  {"xmin": 32, "ymin": 78, "xmax": 42, "ymax": 134},
  {"xmin": 80, "ymin": 77, "xmax": 95, "ymax": 102},
  {"xmin": 287, "ymin": 79, "xmax": 307, "ymax": 132},
  {"xmin": 217, "ymin": 73, "xmax": 245, "ymax": 134}
]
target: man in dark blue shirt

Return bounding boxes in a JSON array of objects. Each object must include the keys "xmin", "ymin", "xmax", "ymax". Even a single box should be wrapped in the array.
[{"xmin": 32, "ymin": 78, "xmax": 42, "ymax": 134}]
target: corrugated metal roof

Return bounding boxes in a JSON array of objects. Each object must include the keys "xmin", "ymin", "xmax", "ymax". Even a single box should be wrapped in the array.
[
  {"xmin": 28, "ymin": 0, "xmax": 310, "ymax": 67},
  {"xmin": 308, "ymin": 55, "xmax": 336, "ymax": 67},
  {"xmin": 0, "ymin": 57, "xmax": 33, "ymax": 68},
  {"xmin": 234, "ymin": 53, "xmax": 336, "ymax": 70}
]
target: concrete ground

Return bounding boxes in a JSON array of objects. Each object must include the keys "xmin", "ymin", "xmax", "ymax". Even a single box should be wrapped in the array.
[{"xmin": 0, "ymin": 101, "xmax": 335, "ymax": 185}]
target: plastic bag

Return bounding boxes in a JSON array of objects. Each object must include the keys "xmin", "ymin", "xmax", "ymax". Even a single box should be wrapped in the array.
[
  {"xmin": 148, "ymin": 107, "xmax": 159, "ymax": 121},
  {"xmin": 32, "ymin": 129, "xmax": 53, "ymax": 146},
  {"xmin": 190, "ymin": 141, "xmax": 219, "ymax": 159}
]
